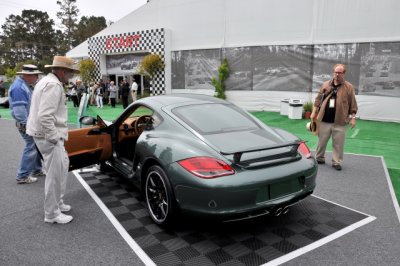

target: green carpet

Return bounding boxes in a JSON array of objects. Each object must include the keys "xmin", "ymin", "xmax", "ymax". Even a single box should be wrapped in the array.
[{"xmin": 1, "ymin": 102, "xmax": 399, "ymax": 203}]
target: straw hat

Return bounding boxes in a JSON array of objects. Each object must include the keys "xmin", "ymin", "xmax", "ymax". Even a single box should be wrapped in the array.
[
  {"xmin": 16, "ymin": 64, "xmax": 43, "ymax": 75},
  {"xmin": 45, "ymin": 56, "xmax": 80, "ymax": 73},
  {"xmin": 306, "ymin": 120, "xmax": 318, "ymax": 135}
]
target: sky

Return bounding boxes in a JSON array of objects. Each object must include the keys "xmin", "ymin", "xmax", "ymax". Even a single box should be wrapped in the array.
[{"xmin": 0, "ymin": 0, "xmax": 147, "ymax": 30}]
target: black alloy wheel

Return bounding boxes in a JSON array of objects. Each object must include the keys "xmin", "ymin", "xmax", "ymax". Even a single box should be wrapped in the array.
[{"xmin": 145, "ymin": 165, "xmax": 175, "ymax": 225}]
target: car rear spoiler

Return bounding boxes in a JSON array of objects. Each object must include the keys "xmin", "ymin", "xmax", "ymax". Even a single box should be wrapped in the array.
[{"xmin": 220, "ymin": 141, "xmax": 301, "ymax": 164}]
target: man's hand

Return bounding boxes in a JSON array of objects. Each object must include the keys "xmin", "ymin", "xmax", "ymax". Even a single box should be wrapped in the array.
[
  {"xmin": 350, "ymin": 117, "xmax": 356, "ymax": 128},
  {"xmin": 16, "ymin": 122, "xmax": 26, "ymax": 134}
]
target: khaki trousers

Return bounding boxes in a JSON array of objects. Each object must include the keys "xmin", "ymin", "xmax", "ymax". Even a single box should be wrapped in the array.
[
  {"xmin": 34, "ymin": 138, "xmax": 69, "ymax": 219},
  {"xmin": 316, "ymin": 122, "xmax": 347, "ymax": 166}
]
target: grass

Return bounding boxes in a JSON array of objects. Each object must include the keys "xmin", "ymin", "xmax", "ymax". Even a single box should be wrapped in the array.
[{"xmin": 1, "ymin": 101, "xmax": 399, "ymax": 203}]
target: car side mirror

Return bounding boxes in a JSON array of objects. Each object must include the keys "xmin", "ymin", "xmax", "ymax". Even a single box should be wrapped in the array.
[{"xmin": 79, "ymin": 116, "xmax": 97, "ymax": 126}]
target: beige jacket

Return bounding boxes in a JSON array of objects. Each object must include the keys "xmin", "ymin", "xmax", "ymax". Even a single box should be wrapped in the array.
[
  {"xmin": 314, "ymin": 80, "xmax": 358, "ymax": 126},
  {"xmin": 27, "ymin": 73, "xmax": 68, "ymax": 143}
]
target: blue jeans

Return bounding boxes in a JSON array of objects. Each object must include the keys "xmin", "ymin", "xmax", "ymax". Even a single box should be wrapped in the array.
[{"xmin": 16, "ymin": 130, "xmax": 42, "ymax": 180}]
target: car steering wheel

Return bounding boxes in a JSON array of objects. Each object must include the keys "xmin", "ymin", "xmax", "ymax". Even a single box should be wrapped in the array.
[{"xmin": 134, "ymin": 115, "xmax": 152, "ymax": 135}]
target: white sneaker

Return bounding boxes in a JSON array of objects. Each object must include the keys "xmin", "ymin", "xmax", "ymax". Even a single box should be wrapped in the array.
[
  {"xmin": 17, "ymin": 176, "xmax": 38, "ymax": 184},
  {"xmin": 44, "ymin": 213, "xmax": 73, "ymax": 224},
  {"xmin": 59, "ymin": 203, "xmax": 71, "ymax": 212}
]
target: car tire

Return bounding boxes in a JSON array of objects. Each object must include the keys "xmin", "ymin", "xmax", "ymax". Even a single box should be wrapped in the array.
[
  {"xmin": 98, "ymin": 162, "xmax": 110, "ymax": 171},
  {"xmin": 145, "ymin": 165, "xmax": 176, "ymax": 226}
]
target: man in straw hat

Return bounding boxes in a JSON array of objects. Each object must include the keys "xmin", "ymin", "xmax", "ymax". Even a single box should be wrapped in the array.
[
  {"xmin": 9, "ymin": 64, "xmax": 45, "ymax": 184},
  {"xmin": 27, "ymin": 56, "xmax": 79, "ymax": 224},
  {"xmin": 310, "ymin": 63, "xmax": 358, "ymax": 171}
]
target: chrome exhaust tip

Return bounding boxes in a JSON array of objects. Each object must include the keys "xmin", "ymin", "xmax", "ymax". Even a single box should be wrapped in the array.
[
  {"xmin": 274, "ymin": 207, "xmax": 283, "ymax": 216},
  {"xmin": 282, "ymin": 206, "xmax": 289, "ymax": 215}
]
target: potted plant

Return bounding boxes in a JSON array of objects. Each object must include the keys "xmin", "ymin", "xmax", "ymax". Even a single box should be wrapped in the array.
[
  {"xmin": 138, "ymin": 54, "xmax": 165, "ymax": 95},
  {"xmin": 303, "ymin": 101, "xmax": 313, "ymax": 119}
]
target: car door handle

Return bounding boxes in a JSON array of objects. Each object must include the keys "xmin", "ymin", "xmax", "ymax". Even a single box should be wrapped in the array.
[{"xmin": 88, "ymin": 128, "xmax": 102, "ymax": 135}]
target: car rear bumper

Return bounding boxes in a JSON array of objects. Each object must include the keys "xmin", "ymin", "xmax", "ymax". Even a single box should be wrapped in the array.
[{"xmin": 170, "ymin": 159, "xmax": 317, "ymax": 220}]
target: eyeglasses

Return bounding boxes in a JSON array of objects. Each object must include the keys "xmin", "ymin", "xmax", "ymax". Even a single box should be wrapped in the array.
[{"xmin": 334, "ymin": 71, "xmax": 344, "ymax": 74}]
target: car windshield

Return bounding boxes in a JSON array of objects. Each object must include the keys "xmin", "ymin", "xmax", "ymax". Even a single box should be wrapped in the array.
[
  {"xmin": 128, "ymin": 106, "xmax": 154, "ymax": 118},
  {"xmin": 172, "ymin": 103, "xmax": 260, "ymax": 134}
]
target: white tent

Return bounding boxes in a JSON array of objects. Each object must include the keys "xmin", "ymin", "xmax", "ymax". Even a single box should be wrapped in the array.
[{"xmin": 67, "ymin": 0, "xmax": 400, "ymax": 122}]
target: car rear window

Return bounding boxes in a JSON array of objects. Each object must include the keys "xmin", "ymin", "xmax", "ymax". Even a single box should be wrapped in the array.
[{"xmin": 172, "ymin": 103, "xmax": 259, "ymax": 134}]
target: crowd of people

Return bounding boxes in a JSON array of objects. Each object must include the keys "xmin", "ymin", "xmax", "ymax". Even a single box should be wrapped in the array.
[{"xmin": 65, "ymin": 78, "xmax": 138, "ymax": 109}]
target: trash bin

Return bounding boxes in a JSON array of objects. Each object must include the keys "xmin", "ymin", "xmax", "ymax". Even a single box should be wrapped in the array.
[
  {"xmin": 280, "ymin": 99, "xmax": 290, "ymax": 116},
  {"xmin": 288, "ymin": 99, "xmax": 303, "ymax": 119}
]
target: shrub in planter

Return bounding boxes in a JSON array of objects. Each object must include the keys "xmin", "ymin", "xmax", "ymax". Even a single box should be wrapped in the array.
[{"xmin": 303, "ymin": 101, "xmax": 313, "ymax": 119}]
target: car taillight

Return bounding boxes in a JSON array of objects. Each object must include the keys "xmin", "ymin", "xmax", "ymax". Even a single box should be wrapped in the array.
[
  {"xmin": 298, "ymin": 141, "xmax": 312, "ymax": 159},
  {"xmin": 178, "ymin": 157, "xmax": 235, "ymax": 179}
]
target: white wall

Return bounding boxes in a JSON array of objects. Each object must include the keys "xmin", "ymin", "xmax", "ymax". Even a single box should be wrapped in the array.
[{"xmin": 94, "ymin": 0, "xmax": 400, "ymax": 50}]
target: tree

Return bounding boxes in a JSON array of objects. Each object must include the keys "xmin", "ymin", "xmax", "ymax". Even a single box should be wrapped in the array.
[
  {"xmin": 138, "ymin": 54, "xmax": 165, "ymax": 94},
  {"xmin": 139, "ymin": 54, "xmax": 165, "ymax": 78},
  {"xmin": 211, "ymin": 58, "xmax": 230, "ymax": 99},
  {"xmin": 77, "ymin": 59, "xmax": 97, "ymax": 84},
  {"xmin": 5, "ymin": 68, "xmax": 17, "ymax": 84},
  {"xmin": 74, "ymin": 16, "xmax": 107, "ymax": 46},
  {"xmin": 56, "ymin": 0, "xmax": 79, "ymax": 50},
  {"xmin": 53, "ymin": 29, "xmax": 70, "ymax": 56},
  {"xmin": 0, "ymin": 10, "xmax": 56, "ymax": 68}
]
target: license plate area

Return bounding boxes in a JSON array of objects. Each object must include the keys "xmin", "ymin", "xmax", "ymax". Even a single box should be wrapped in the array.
[{"xmin": 270, "ymin": 178, "xmax": 301, "ymax": 199}]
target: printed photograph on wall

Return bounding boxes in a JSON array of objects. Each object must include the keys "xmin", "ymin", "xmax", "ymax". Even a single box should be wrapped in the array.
[
  {"xmin": 359, "ymin": 42, "xmax": 400, "ymax": 97},
  {"xmin": 106, "ymin": 53, "xmax": 145, "ymax": 75},
  {"xmin": 252, "ymin": 45, "xmax": 313, "ymax": 91},
  {"xmin": 171, "ymin": 51, "xmax": 185, "ymax": 89},
  {"xmin": 182, "ymin": 49, "xmax": 220, "ymax": 90},
  {"xmin": 223, "ymin": 47, "xmax": 252, "ymax": 90},
  {"xmin": 312, "ymin": 43, "xmax": 361, "ymax": 93}
]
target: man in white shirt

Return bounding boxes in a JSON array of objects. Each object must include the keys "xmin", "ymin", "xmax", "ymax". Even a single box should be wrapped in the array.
[
  {"xmin": 131, "ymin": 80, "xmax": 138, "ymax": 102},
  {"xmin": 27, "ymin": 56, "xmax": 79, "ymax": 224}
]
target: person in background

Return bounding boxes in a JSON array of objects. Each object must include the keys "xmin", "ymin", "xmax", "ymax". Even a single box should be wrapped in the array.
[
  {"xmin": 0, "ymin": 79, "xmax": 5, "ymax": 97},
  {"xmin": 70, "ymin": 83, "xmax": 79, "ymax": 107},
  {"xmin": 108, "ymin": 81, "xmax": 117, "ymax": 108},
  {"xmin": 27, "ymin": 56, "xmax": 79, "ymax": 224},
  {"xmin": 76, "ymin": 79, "xmax": 86, "ymax": 105},
  {"xmin": 88, "ymin": 82, "xmax": 96, "ymax": 106},
  {"xmin": 310, "ymin": 63, "xmax": 358, "ymax": 171},
  {"xmin": 121, "ymin": 79, "xmax": 130, "ymax": 109},
  {"xmin": 130, "ymin": 79, "xmax": 138, "ymax": 103},
  {"xmin": 8, "ymin": 64, "xmax": 44, "ymax": 184},
  {"xmin": 99, "ymin": 80, "xmax": 108, "ymax": 105},
  {"xmin": 95, "ymin": 83, "xmax": 104, "ymax": 108}
]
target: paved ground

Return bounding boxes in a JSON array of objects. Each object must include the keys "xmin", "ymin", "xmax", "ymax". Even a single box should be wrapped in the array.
[
  {"xmin": 0, "ymin": 119, "xmax": 145, "ymax": 265},
  {"xmin": 0, "ymin": 118, "xmax": 399, "ymax": 265}
]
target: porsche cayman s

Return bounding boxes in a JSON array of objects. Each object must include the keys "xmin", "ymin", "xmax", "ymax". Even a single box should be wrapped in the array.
[{"xmin": 65, "ymin": 94, "xmax": 317, "ymax": 225}]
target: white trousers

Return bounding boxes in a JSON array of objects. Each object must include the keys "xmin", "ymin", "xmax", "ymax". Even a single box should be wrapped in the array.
[
  {"xmin": 34, "ymin": 138, "xmax": 69, "ymax": 219},
  {"xmin": 96, "ymin": 95, "xmax": 103, "ymax": 108}
]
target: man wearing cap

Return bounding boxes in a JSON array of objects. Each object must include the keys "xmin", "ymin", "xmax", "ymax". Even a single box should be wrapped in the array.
[
  {"xmin": 27, "ymin": 56, "xmax": 79, "ymax": 224},
  {"xmin": 9, "ymin": 64, "xmax": 44, "ymax": 184}
]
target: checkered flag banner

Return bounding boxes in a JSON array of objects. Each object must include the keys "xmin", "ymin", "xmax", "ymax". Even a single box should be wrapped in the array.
[{"xmin": 88, "ymin": 28, "xmax": 166, "ymax": 95}]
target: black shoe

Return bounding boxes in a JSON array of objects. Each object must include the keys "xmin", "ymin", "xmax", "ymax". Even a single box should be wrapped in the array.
[
  {"xmin": 332, "ymin": 164, "xmax": 342, "ymax": 171},
  {"xmin": 317, "ymin": 160, "xmax": 325, "ymax": 164}
]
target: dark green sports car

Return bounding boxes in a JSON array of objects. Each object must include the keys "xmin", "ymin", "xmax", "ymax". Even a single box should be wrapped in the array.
[{"xmin": 65, "ymin": 94, "xmax": 317, "ymax": 226}]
